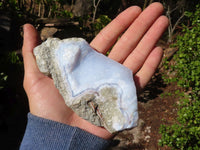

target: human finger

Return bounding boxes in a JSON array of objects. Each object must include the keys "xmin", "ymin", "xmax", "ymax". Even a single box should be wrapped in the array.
[
  {"xmin": 22, "ymin": 24, "xmax": 42, "ymax": 91},
  {"xmin": 134, "ymin": 46, "xmax": 163, "ymax": 91},
  {"xmin": 22, "ymin": 24, "xmax": 41, "ymax": 73},
  {"xmin": 90, "ymin": 6, "xmax": 141, "ymax": 54},
  {"xmin": 123, "ymin": 16, "xmax": 169, "ymax": 72},
  {"xmin": 108, "ymin": 2, "xmax": 164, "ymax": 63}
]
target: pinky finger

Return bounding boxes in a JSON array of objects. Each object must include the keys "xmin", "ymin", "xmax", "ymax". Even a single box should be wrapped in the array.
[{"xmin": 134, "ymin": 46, "xmax": 163, "ymax": 92}]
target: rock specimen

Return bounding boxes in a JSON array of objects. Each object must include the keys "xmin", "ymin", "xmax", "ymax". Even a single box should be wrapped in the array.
[{"xmin": 33, "ymin": 38, "xmax": 138, "ymax": 133}]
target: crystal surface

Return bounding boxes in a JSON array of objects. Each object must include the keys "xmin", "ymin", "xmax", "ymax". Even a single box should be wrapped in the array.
[{"xmin": 33, "ymin": 38, "xmax": 138, "ymax": 133}]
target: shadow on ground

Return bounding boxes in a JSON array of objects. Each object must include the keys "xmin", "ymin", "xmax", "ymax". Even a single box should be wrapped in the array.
[{"xmin": 139, "ymin": 71, "xmax": 167, "ymax": 103}]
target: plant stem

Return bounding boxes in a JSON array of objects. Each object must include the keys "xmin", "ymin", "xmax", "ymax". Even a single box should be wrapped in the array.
[{"xmin": 92, "ymin": 0, "xmax": 101, "ymax": 23}]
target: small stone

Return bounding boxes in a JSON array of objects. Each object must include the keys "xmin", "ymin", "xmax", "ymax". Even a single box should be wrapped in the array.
[{"xmin": 33, "ymin": 37, "xmax": 138, "ymax": 133}]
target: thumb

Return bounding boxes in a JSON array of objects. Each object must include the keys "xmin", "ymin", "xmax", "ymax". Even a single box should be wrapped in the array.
[
  {"xmin": 22, "ymin": 24, "xmax": 43, "ymax": 91},
  {"xmin": 22, "ymin": 24, "xmax": 41, "ymax": 73}
]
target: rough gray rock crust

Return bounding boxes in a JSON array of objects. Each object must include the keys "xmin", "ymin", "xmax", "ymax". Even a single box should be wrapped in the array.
[{"xmin": 33, "ymin": 38, "xmax": 138, "ymax": 133}]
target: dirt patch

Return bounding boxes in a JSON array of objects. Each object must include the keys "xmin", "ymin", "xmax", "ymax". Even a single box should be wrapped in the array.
[{"xmin": 109, "ymin": 71, "xmax": 180, "ymax": 150}]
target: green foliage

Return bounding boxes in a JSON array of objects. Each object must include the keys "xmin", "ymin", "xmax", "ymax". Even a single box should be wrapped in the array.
[
  {"xmin": 0, "ymin": 72, "xmax": 8, "ymax": 90},
  {"xmin": 93, "ymin": 15, "xmax": 111, "ymax": 33},
  {"xmin": 40, "ymin": 0, "xmax": 73, "ymax": 18},
  {"xmin": 0, "ymin": 52, "xmax": 22, "ymax": 91},
  {"xmin": 168, "ymin": 5, "xmax": 200, "ymax": 90},
  {"xmin": 159, "ymin": 5, "xmax": 200, "ymax": 149},
  {"xmin": 59, "ymin": 10, "xmax": 73, "ymax": 18},
  {"xmin": 160, "ymin": 92, "xmax": 173, "ymax": 98},
  {"xmin": 0, "ymin": 0, "xmax": 73, "ymax": 19},
  {"xmin": 159, "ymin": 98, "xmax": 200, "ymax": 149},
  {"xmin": 1, "ymin": 0, "xmax": 22, "ymax": 17},
  {"xmin": 8, "ymin": 51, "xmax": 22, "ymax": 65},
  {"xmin": 78, "ymin": 14, "xmax": 111, "ymax": 37}
]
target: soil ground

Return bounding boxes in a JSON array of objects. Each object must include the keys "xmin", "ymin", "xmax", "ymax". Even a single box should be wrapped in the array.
[{"xmin": 109, "ymin": 71, "xmax": 180, "ymax": 150}]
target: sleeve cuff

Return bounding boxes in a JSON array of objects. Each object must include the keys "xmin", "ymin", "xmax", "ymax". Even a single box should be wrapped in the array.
[{"xmin": 20, "ymin": 113, "xmax": 111, "ymax": 150}]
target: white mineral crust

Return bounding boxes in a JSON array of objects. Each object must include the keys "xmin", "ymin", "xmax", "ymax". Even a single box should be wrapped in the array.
[{"xmin": 33, "ymin": 38, "xmax": 138, "ymax": 133}]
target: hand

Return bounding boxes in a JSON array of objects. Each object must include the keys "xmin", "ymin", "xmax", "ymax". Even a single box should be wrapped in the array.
[
  {"xmin": 91, "ymin": 2, "xmax": 168, "ymax": 92},
  {"xmin": 22, "ymin": 2, "xmax": 168, "ymax": 140}
]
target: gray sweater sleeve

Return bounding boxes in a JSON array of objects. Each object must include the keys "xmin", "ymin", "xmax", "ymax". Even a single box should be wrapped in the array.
[{"xmin": 20, "ymin": 113, "xmax": 111, "ymax": 150}]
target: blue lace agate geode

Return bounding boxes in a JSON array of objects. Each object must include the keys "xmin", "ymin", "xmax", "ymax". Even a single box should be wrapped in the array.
[{"xmin": 33, "ymin": 38, "xmax": 138, "ymax": 133}]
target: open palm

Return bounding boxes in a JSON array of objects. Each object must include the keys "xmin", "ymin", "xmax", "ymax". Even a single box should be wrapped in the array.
[{"xmin": 22, "ymin": 2, "xmax": 168, "ymax": 140}]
